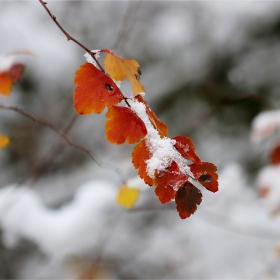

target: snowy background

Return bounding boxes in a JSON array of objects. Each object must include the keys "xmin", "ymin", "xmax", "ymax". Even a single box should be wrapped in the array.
[{"xmin": 1, "ymin": 1, "xmax": 280, "ymax": 279}]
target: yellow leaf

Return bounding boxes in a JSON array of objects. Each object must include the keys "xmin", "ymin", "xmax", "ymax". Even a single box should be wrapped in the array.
[
  {"xmin": 104, "ymin": 53, "xmax": 145, "ymax": 95},
  {"xmin": 0, "ymin": 135, "xmax": 10, "ymax": 148},
  {"xmin": 116, "ymin": 184, "xmax": 139, "ymax": 209}
]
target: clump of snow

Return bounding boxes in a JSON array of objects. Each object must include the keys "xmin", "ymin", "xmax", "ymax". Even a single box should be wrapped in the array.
[
  {"xmin": 129, "ymin": 98, "xmax": 192, "ymax": 184},
  {"xmin": 0, "ymin": 54, "xmax": 15, "ymax": 71},
  {"xmin": 0, "ymin": 180, "xmax": 117, "ymax": 259},
  {"xmin": 84, "ymin": 49, "xmax": 100, "ymax": 67},
  {"xmin": 251, "ymin": 110, "xmax": 280, "ymax": 142}
]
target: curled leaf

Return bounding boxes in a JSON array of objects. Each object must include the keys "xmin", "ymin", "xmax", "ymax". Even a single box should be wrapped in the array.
[
  {"xmin": 190, "ymin": 162, "xmax": 218, "ymax": 192},
  {"xmin": 175, "ymin": 181, "xmax": 202, "ymax": 219},
  {"xmin": 73, "ymin": 63, "xmax": 123, "ymax": 115},
  {"xmin": 103, "ymin": 51, "xmax": 145, "ymax": 95},
  {"xmin": 105, "ymin": 106, "xmax": 147, "ymax": 145},
  {"xmin": 116, "ymin": 184, "xmax": 139, "ymax": 209},
  {"xmin": 136, "ymin": 95, "xmax": 168, "ymax": 137},
  {"xmin": 131, "ymin": 139, "xmax": 154, "ymax": 186}
]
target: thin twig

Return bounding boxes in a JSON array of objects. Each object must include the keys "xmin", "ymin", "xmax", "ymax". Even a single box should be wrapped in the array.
[
  {"xmin": 19, "ymin": 114, "xmax": 78, "ymax": 185},
  {"xmin": 38, "ymin": 0, "xmax": 105, "ymax": 72},
  {"xmin": 0, "ymin": 104, "xmax": 125, "ymax": 183}
]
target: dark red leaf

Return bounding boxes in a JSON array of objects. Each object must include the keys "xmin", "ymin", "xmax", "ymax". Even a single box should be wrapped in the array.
[
  {"xmin": 270, "ymin": 143, "xmax": 280, "ymax": 165},
  {"xmin": 175, "ymin": 181, "xmax": 202, "ymax": 219}
]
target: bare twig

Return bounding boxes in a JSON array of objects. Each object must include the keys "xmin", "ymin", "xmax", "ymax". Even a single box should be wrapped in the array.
[
  {"xmin": 19, "ymin": 114, "xmax": 78, "ymax": 185},
  {"xmin": 0, "ymin": 104, "xmax": 125, "ymax": 183},
  {"xmin": 38, "ymin": 0, "xmax": 105, "ymax": 72}
]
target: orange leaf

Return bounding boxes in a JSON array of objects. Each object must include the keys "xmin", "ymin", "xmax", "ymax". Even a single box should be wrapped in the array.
[
  {"xmin": 270, "ymin": 143, "xmax": 280, "ymax": 165},
  {"xmin": 154, "ymin": 161, "xmax": 188, "ymax": 203},
  {"xmin": 175, "ymin": 181, "xmax": 202, "ymax": 219},
  {"xmin": 0, "ymin": 135, "xmax": 10, "ymax": 148},
  {"xmin": 136, "ymin": 95, "xmax": 168, "ymax": 138},
  {"xmin": 103, "ymin": 51, "xmax": 145, "ymax": 95},
  {"xmin": 172, "ymin": 136, "xmax": 201, "ymax": 164},
  {"xmin": 0, "ymin": 63, "xmax": 24, "ymax": 96},
  {"xmin": 131, "ymin": 139, "xmax": 154, "ymax": 186},
  {"xmin": 0, "ymin": 72, "xmax": 12, "ymax": 96},
  {"xmin": 116, "ymin": 184, "xmax": 139, "ymax": 209},
  {"xmin": 105, "ymin": 106, "xmax": 147, "ymax": 144},
  {"xmin": 190, "ymin": 162, "xmax": 218, "ymax": 192},
  {"xmin": 73, "ymin": 62, "xmax": 123, "ymax": 115}
]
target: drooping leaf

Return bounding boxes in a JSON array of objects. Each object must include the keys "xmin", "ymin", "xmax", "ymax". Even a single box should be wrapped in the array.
[
  {"xmin": 0, "ymin": 135, "xmax": 10, "ymax": 148},
  {"xmin": 103, "ymin": 50, "xmax": 145, "ymax": 95},
  {"xmin": 105, "ymin": 106, "xmax": 147, "ymax": 145},
  {"xmin": 136, "ymin": 95, "xmax": 168, "ymax": 138},
  {"xmin": 175, "ymin": 181, "xmax": 202, "ymax": 219},
  {"xmin": 270, "ymin": 143, "xmax": 280, "ymax": 165},
  {"xmin": 172, "ymin": 136, "xmax": 201, "ymax": 164},
  {"xmin": 131, "ymin": 139, "xmax": 154, "ymax": 186},
  {"xmin": 73, "ymin": 62, "xmax": 123, "ymax": 115},
  {"xmin": 116, "ymin": 184, "xmax": 139, "ymax": 209},
  {"xmin": 190, "ymin": 162, "xmax": 218, "ymax": 192},
  {"xmin": 154, "ymin": 161, "xmax": 188, "ymax": 203}
]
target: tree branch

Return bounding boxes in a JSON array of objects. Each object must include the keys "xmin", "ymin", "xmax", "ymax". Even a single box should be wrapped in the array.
[
  {"xmin": 38, "ymin": 0, "xmax": 105, "ymax": 72},
  {"xmin": 0, "ymin": 104, "xmax": 124, "ymax": 183}
]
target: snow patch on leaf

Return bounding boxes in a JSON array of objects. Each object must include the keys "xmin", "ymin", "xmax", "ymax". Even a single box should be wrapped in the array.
[
  {"xmin": 129, "ymin": 99, "xmax": 192, "ymax": 179},
  {"xmin": 251, "ymin": 110, "xmax": 280, "ymax": 142}
]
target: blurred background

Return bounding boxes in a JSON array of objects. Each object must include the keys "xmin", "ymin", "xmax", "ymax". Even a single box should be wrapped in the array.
[{"xmin": 0, "ymin": 1, "xmax": 280, "ymax": 279}]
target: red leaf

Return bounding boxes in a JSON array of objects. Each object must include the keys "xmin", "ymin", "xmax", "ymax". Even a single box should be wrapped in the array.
[
  {"xmin": 73, "ymin": 63, "xmax": 123, "ymax": 115},
  {"xmin": 9, "ymin": 64, "xmax": 24, "ymax": 83},
  {"xmin": 172, "ymin": 136, "xmax": 201, "ymax": 164},
  {"xmin": 131, "ymin": 139, "xmax": 154, "ymax": 186},
  {"xmin": 154, "ymin": 161, "xmax": 188, "ymax": 203},
  {"xmin": 175, "ymin": 181, "xmax": 202, "ymax": 219},
  {"xmin": 270, "ymin": 143, "xmax": 280, "ymax": 165},
  {"xmin": 105, "ymin": 106, "xmax": 147, "ymax": 144},
  {"xmin": 190, "ymin": 162, "xmax": 218, "ymax": 192},
  {"xmin": 136, "ymin": 95, "xmax": 168, "ymax": 138}
]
